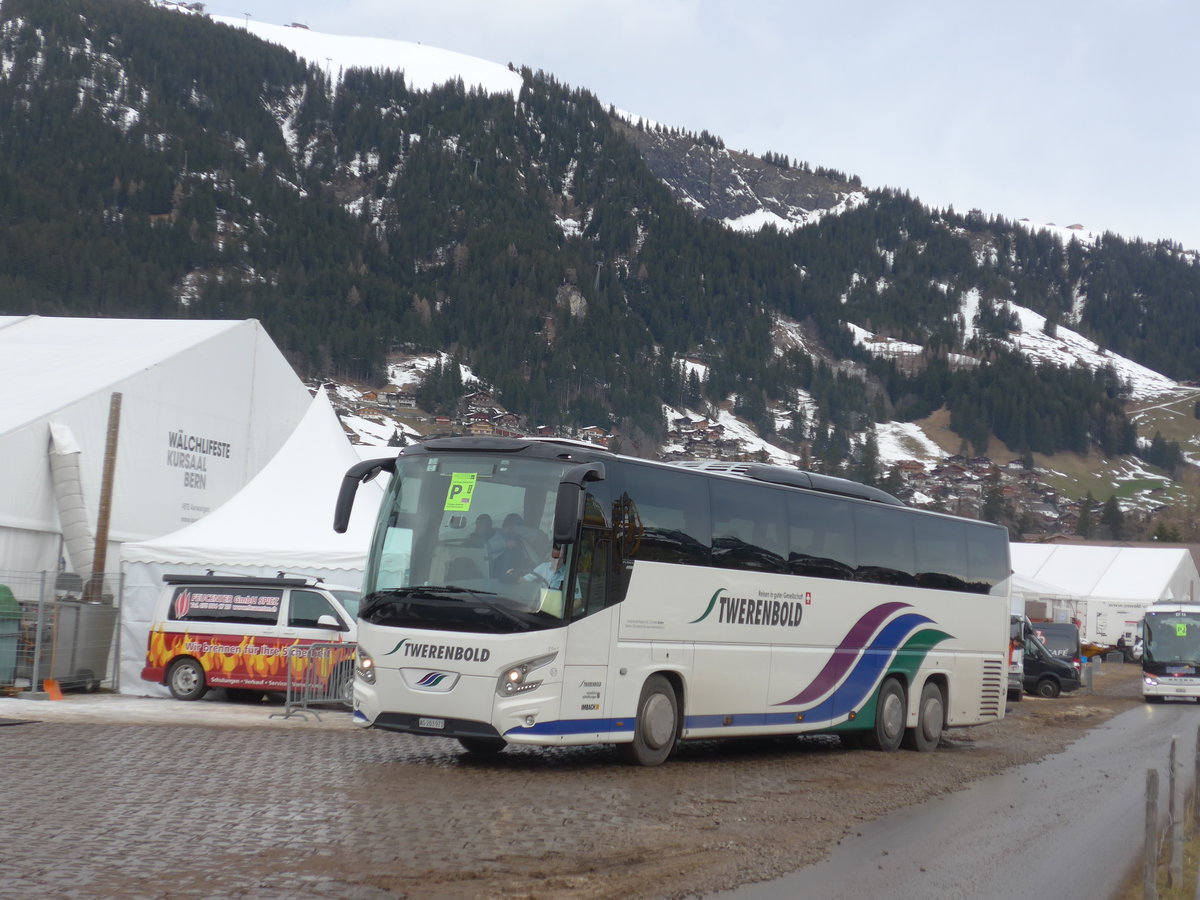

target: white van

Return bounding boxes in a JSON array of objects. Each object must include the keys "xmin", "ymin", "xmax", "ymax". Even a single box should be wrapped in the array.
[{"xmin": 140, "ymin": 574, "xmax": 358, "ymax": 701}]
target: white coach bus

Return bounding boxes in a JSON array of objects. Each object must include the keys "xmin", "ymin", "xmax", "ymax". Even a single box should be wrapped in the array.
[
  {"xmin": 335, "ymin": 437, "xmax": 1011, "ymax": 766},
  {"xmin": 1142, "ymin": 602, "xmax": 1200, "ymax": 702}
]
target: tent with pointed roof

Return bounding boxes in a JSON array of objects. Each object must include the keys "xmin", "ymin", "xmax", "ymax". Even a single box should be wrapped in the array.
[
  {"xmin": 0, "ymin": 315, "xmax": 311, "ymax": 579},
  {"xmin": 118, "ymin": 389, "xmax": 384, "ymax": 694}
]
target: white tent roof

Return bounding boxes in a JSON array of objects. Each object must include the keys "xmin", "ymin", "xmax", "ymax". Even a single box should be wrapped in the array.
[
  {"xmin": 0, "ymin": 315, "xmax": 251, "ymax": 435},
  {"xmin": 120, "ymin": 388, "xmax": 382, "ymax": 571},
  {"xmin": 0, "ymin": 315, "xmax": 313, "ymax": 575},
  {"xmin": 1010, "ymin": 543, "xmax": 1197, "ymax": 604}
]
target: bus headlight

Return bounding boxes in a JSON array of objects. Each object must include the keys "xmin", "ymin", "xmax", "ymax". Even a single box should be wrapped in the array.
[
  {"xmin": 357, "ymin": 649, "xmax": 377, "ymax": 685},
  {"xmin": 1144, "ymin": 675, "xmax": 1159, "ymax": 687},
  {"xmin": 497, "ymin": 652, "xmax": 557, "ymax": 697}
]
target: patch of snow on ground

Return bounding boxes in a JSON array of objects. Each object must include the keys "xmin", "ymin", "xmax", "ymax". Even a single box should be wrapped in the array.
[
  {"xmin": 387, "ymin": 353, "xmax": 477, "ymax": 390},
  {"xmin": 873, "ymin": 422, "xmax": 944, "ymax": 469},
  {"xmin": 710, "ymin": 408, "xmax": 798, "ymax": 465},
  {"xmin": 1005, "ymin": 303, "xmax": 1182, "ymax": 401},
  {"xmin": 955, "ymin": 288, "xmax": 1182, "ymax": 402},
  {"xmin": 1015, "ymin": 219, "xmax": 1099, "ymax": 247},
  {"xmin": 724, "ymin": 209, "xmax": 801, "ymax": 234},
  {"xmin": 212, "ymin": 16, "xmax": 522, "ymax": 98},
  {"xmin": 848, "ymin": 323, "xmax": 924, "ymax": 359}
]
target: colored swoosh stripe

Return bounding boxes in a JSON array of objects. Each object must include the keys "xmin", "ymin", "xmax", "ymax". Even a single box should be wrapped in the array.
[
  {"xmin": 789, "ymin": 626, "xmax": 953, "ymax": 723},
  {"xmin": 775, "ymin": 601, "xmax": 911, "ymax": 706}
]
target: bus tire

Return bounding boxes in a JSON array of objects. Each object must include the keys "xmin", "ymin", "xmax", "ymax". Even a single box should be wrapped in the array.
[
  {"xmin": 167, "ymin": 657, "xmax": 207, "ymax": 701},
  {"xmin": 902, "ymin": 681, "xmax": 944, "ymax": 752},
  {"xmin": 1145, "ymin": 695, "xmax": 1163, "ymax": 704},
  {"xmin": 1035, "ymin": 677, "xmax": 1060, "ymax": 699},
  {"xmin": 863, "ymin": 677, "xmax": 906, "ymax": 752},
  {"xmin": 618, "ymin": 675, "xmax": 679, "ymax": 767},
  {"xmin": 458, "ymin": 736, "xmax": 507, "ymax": 755}
]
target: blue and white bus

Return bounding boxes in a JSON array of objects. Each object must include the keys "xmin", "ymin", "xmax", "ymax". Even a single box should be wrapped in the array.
[{"xmin": 335, "ymin": 437, "xmax": 1011, "ymax": 765}]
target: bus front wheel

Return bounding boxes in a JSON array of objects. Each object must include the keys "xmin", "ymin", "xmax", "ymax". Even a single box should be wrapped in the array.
[
  {"xmin": 863, "ymin": 677, "xmax": 906, "ymax": 752},
  {"xmin": 458, "ymin": 736, "xmax": 507, "ymax": 755},
  {"xmin": 619, "ymin": 675, "xmax": 679, "ymax": 767}
]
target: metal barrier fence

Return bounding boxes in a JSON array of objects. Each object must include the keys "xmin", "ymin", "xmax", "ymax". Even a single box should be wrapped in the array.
[
  {"xmin": 271, "ymin": 641, "xmax": 357, "ymax": 721},
  {"xmin": 0, "ymin": 569, "xmax": 121, "ymax": 697}
]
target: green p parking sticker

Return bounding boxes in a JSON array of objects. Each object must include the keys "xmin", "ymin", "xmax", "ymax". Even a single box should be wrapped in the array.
[{"xmin": 445, "ymin": 473, "xmax": 477, "ymax": 511}]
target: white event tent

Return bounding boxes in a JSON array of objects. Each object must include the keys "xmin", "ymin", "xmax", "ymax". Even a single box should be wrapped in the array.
[
  {"xmin": 1010, "ymin": 543, "xmax": 1200, "ymax": 647},
  {"xmin": 0, "ymin": 316, "xmax": 311, "ymax": 579},
  {"xmin": 119, "ymin": 389, "xmax": 385, "ymax": 694}
]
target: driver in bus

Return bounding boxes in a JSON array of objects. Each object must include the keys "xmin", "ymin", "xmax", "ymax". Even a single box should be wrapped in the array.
[{"xmin": 517, "ymin": 544, "xmax": 564, "ymax": 588}]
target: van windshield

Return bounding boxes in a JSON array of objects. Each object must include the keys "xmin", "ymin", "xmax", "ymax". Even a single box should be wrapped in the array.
[{"xmin": 331, "ymin": 590, "xmax": 360, "ymax": 620}]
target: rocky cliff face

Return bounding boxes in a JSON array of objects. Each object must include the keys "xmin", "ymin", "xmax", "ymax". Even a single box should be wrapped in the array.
[{"xmin": 614, "ymin": 118, "xmax": 861, "ymax": 228}]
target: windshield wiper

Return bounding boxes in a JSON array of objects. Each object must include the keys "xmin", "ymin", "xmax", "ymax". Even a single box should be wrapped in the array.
[{"xmin": 359, "ymin": 585, "xmax": 499, "ymax": 620}]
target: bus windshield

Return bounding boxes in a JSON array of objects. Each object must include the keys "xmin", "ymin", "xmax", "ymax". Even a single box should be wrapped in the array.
[
  {"xmin": 1144, "ymin": 612, "xmax": 1200, "ymax": 665},
  {"xmin": 361, "ymin": 453, "xmax": 573, "ymax": 634}
]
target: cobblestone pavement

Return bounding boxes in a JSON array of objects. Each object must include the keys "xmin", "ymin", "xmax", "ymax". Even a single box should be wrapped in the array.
[
  {"xmin": 0, "ymin": 664, "xmax": 1144, "ymax": 900},
  {"xmin": 0, "ymin": 713, "xmax": 870, "ymax": 899}
]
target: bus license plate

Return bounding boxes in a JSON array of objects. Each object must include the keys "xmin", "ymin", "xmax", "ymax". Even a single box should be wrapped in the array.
[{"xmin": 419, "ymin": 717, "xmax": 445, "ymax": 730}]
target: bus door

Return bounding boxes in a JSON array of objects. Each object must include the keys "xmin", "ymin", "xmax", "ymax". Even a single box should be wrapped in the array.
[{"xmin": 562, "ymin": 531, "xmax": 619, "ymax": 725}]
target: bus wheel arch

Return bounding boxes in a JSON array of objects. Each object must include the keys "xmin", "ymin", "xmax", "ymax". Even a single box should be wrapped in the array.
[
  {"xmin": 863, "ymin": 675, "xmax": 907, "ymax": 752},
  {"xmin": 902, "ymin": 677, "xmax": 945, "ymax": 752},
  {"xmin": 618, "ymin": 673, "xmax": 682, "ymax": 767},
  {"xmin": 167, "ymin": 656, "xmax": 208, "ymax": 701}
]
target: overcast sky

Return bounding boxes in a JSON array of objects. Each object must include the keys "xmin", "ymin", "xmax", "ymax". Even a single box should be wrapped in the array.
[{"xmin": 200, "ymin": 1, "xmax": 1200, "ymax": 251}]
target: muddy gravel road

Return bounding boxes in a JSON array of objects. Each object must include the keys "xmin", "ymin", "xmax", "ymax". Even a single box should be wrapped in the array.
[{"xmin": 2, "ymin": 662, "xmax": 1144, "ymax": 900}]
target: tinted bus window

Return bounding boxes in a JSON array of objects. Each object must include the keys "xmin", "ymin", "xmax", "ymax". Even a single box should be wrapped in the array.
[
  {"xmin": 619, "ymin": 464, "xmax": 711, "ymax": 566},
  {"xmin": 785, "ymin": 491, "xmax": 856, "ymax": 579},
  {"xmin": 710, "ymin": 479, "xmax": 787, "ymax": 573},
  {"xmin": 966, "ymin": 525, "xmax": 1009, "ymax": 592},
  {"xmin": 853, "ymin": 505, "xmax": 916, "ymax": 586},
  {"xmin": 913, "ymin": 515, "xmax": 970, "ymax": 592}
]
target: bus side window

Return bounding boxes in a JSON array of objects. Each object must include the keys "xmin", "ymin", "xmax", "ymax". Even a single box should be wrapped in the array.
[
  {"xmin": 852, "ymin": 505, "xmax": 916, "ymax": 586},
  {"xmin": 786, "ymin": 491, "xmax": 855, "ymax": 580},
  {"xmin": 710, "ymin": 479, "xmax": 786, "ymax": 573},
  {"xmin": 913, "ymin": 516, "xmax": 969, "ymax": 592}
]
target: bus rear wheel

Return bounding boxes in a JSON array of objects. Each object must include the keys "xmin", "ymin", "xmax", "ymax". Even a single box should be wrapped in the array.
[
  {"xmin": 618, "ymin": 675, "xmax": 679, "ymax": 767},
  {"xmin": 902, "ymin": 681, "xmax": 944, "ymax": 752},
  {"xmin": 863, "ymin": 677, "xmax": 906, "ymax": 752}
]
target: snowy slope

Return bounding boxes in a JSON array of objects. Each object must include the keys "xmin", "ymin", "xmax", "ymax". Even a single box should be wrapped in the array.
[{"xmin": 209, "ymin": 15, "xmax": 522, "ymax": 97}]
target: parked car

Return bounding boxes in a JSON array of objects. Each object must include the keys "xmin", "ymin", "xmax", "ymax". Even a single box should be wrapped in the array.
[{"xmin": 1023, "ymin": 631, "xmax": 1080, "ymax": 698}]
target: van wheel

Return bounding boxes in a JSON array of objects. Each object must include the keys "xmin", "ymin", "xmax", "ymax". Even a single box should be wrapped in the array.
[
  {"xmin": 1035, "ymin": 677, "xmax": 1060, "ymax": 699},
  {"xmin": 167, "ymin": 657, "xmax": 207, "ymax": 701},
  {"xmin": 902, "ymin": 681, "xmax": 944, "ymax": 752},
  {"xmin": 334, "ymin": 663, "xmax": 355, "ymax": 708},
  {"xmin": 618, "ymin": 675, "xmax": 679, "ymax": 767},
  {"xmin": 863, "ymin": 677, "xmax": 906, "ymax": 752}
]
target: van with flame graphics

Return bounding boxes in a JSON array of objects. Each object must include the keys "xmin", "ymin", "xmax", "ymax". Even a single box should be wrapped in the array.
[{"xmin": 141, "ymin": 574, "xmax": 358, "ymax": 701}]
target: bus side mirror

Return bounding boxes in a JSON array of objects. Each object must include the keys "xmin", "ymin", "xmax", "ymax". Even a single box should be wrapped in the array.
[
  {"xmin": 333, "ymin": 457, "xmax": 396, "ymax": 533},
  {"xmin": 552, "ymin": 462, "xmax": 605, "ymax": 546}
]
